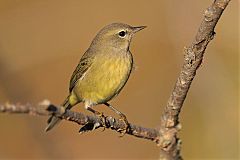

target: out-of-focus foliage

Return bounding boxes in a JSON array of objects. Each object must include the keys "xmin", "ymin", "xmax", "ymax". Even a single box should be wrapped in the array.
[{"xmin": 0, "ymin": 0, "xmax": 238, "ymax": 159}]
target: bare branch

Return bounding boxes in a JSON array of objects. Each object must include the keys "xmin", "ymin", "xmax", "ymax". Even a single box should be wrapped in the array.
[
  {"xmin": 0, "ymin": 101, "xmax": 160, "ymax": 142},
  {"xmin": 158, "ymin": 0, "xmax": 231, "ymax": 159}
]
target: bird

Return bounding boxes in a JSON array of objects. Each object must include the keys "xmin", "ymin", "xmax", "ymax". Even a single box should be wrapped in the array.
[{"xmin": 45, "ymin": 23, "xmax": 146, "ymax": 132}]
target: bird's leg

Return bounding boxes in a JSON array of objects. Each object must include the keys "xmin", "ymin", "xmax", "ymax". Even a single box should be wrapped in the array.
[
  {"xmin": 104, "ymin": 102, "xmax": 129, "ymax": 136},
  {"xmin": 86, "ymin": 106, "xmax": 106, "ymax": 131}
]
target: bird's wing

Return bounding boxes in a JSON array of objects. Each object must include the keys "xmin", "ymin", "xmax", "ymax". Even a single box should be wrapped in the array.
[{"xmin": 69, "ymin": 53, "xmax": 93, "ymax": 92}]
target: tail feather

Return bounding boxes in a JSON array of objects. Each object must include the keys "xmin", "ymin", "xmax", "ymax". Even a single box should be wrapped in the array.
[
  {"xmin": 45, "ymin": 96, "xmax": 72, "ymax": 132},
  {"xmin": 45, "ymin": 116, "xmax": 61, "ymax": 132}
]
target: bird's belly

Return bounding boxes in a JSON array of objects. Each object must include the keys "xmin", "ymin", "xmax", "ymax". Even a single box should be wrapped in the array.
[{"xmin": 74, "ymin": 56, "xmax": 132, "ymax": 104}]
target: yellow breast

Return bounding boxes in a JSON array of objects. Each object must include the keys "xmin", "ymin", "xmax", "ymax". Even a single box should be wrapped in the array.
[{"xmin": 73, "ymin": 52, "xmax": 133, "ymax": 105}]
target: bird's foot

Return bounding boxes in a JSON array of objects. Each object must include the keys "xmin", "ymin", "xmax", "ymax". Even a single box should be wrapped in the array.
[
  {"xmin": 117, "ymin": 114, "xmax": 130, "ymax": 137},
  {"xmin": 94, "ymin": 111, "xmax": 106, "ymax": 131},
  {"xmin": 86, "ymin": 107, "xmax": 106, "ymax": 131}
]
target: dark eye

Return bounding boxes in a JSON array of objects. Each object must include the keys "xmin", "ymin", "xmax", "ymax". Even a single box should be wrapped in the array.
[{"xmin": 118, "ymin": 31, "xmax": 126, "ymax": 37}]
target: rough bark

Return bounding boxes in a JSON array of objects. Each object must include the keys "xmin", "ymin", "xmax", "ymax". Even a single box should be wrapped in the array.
[{"xmin": 158, "ymin": 0, "xmax": 231, "ymax": 159}]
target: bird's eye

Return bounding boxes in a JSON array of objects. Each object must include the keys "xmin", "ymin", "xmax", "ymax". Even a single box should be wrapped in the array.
[{"xmin": 118, "ymin": 30, "xmax": 126, "ymax": 37}]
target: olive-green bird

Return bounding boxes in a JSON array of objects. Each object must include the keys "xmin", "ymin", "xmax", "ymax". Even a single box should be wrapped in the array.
[{"xmin": 45, "ymin": 23, "xmax": 146, "ymax": 132}]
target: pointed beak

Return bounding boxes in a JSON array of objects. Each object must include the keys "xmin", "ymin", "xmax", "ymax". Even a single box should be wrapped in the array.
[{"xmin": 132, "ymin": 26, "xmax": 147, "ymax": 33}]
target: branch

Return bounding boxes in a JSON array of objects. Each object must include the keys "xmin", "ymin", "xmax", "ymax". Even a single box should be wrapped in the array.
[
  {"xmin": 0, "ymin": 0, "xmax": 231, "ymax": 159},
  {"xmin": 0, "ymin": 101, "xmax": 160, "ymax": 142},
  {"xmin": 158, "ymin": 0, "xmax": 231, "ymax": 159}
]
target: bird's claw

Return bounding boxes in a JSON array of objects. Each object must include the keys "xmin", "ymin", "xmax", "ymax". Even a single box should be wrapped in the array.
[
  {"xmin": 95, "ymin": 112, "xmax": 106, "ymax": 132},
  {"xmin": 117, "ymin": 114, "xmax": 129, "ymax": 137}
]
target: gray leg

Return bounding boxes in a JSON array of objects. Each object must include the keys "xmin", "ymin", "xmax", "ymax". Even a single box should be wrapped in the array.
[
  {"xmin": 85, "ymin": 105, "xmax": 106, "ymax": 130},
  {"xmin": 104, "ymin": 102, "xmax": 129, "ymax": 135},
  {"xmin": 104, "ymin": 103, "xmax": 127, "ymax": 119},
  {"xmin": 86, "ymin": 106, "xmax": 101, "ymax": 115}
]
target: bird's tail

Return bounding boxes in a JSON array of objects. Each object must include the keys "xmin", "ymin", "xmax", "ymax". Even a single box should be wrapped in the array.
[{"xmin": 45, "ymin": 96, "xmax": 72, "ymax": 132}]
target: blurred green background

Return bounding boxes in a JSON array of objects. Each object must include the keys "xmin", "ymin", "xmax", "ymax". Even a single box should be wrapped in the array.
[{"xmin": 0, "ymin": 0, "xmax": 239, "ymax": 159}]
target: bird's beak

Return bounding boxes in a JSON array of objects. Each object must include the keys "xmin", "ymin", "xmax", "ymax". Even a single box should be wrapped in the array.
[{"xmin": 132, "ymin": 26, "xmax": 147, "ymax": 33}]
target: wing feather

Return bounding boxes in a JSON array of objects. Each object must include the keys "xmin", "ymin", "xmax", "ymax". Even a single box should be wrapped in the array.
[{"xmin": 69, "ymin": 53, "xmax": 93, "ymax": 92}]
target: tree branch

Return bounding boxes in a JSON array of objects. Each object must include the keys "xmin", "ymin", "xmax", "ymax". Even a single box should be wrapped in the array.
[
  {"xmin": 0, "ymin": 101, "xmax": 160, "ymax": 142},
  {"xmin": 158, "ymin": 0, "xmax": 231, "ymax": 159},
  {"xmin": 0, "ymin": 0, "xmax": 231, "ymax": 159}
]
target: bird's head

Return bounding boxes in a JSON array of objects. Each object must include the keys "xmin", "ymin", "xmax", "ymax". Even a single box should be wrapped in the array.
[{"xmin": 90, "ymin": 23, "xmax": 146, "ymax": 51}]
